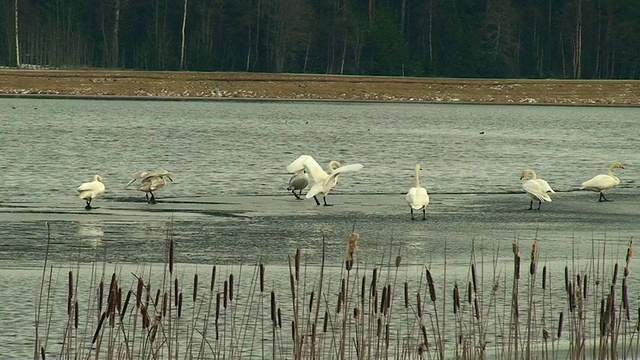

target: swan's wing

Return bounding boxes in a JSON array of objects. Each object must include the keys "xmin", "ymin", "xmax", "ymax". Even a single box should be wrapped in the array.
[
  {"xmin": 536, "ymin": 179, "xmax": 555, "ymax": 193},
  {"xmin": 523, "ymin": 180, "xmax": 552, "ymax": 202},
  {"xmin": 581, "ymin": 174, "xmax": 617, "ymax": 191},
  {"xmin": 406, "ymin": 187, "xmax": 429, "ymax": 209},
  {"xmin": 77, "ymin": 181, "xmax": 97, "ymax": 192},
  {"xmin": 325, "ymin": 163, "xmax": 364, "ymax": 183},
  {"xmin": 305, "ymin": 183, "xmax": 325, "ymax": 199},
  {"xmin": 287, "ymin": 155, "xmax": 326, "ymax": 183}
]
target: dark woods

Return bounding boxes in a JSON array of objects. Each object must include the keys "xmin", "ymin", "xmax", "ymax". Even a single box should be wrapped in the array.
[{"xmin": 1, "ymin": 0, "xmax": 638, "ymax": 78}]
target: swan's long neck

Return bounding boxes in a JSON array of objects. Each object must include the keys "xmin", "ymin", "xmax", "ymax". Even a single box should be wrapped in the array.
[
  {"xmin": 414, "ymin": 168, "xmax": 421, "ymax": 188},
  {"xmin": 607, "ymin": 165, "xmax": 616, "ymax": 176},
  {"xmin": 529, "ymin": 170, "xmax": 537, "ymax": 180}
]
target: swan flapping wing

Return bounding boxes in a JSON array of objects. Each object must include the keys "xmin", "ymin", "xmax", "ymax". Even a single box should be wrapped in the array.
[
  {"xmin": 523, "ymin": 180, "xmax": 552, "ymax": 202},
  {"xmin": 287, "ymin": 155, "xmax": 327, "ymax": 183}
]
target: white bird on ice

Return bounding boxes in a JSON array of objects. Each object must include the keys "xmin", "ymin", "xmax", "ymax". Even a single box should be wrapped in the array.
[
  {"xmin": 125, "ymin": 170, "xmax": 173, "ymax": 204},
  {"xmin": 287, "ymin": 169, "xmax": 309, "ymax": 200},
  {"xmin": 77, "ymin": 175, "xmax": 105, "ymax": 210},
  {"xmin": 286, "ymin": 155, "xmax": 363, "ymax": 206},
  {"xmin": 519, "ymin": 169, "xmax": 553, "ymax": 210},
  {"xmin": 406, "ymin": 164, "xmax": 429, "ymax": 220},
  {"xmin": 580, "ymin": 161, "xmax": 624, "ymax": 202}
]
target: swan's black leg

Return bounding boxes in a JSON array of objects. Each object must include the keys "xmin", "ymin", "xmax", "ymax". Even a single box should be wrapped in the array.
[
  {"xmin": 85, "ymin": 199, "xmax": 92, "ymax": 210},
  {"xmin": 145, "ymin": 193, "xmax": 149, "ymax": 203},
  {"xmin": 150, "ymin": 192, "xmax": 156, "ymax": 204},
  {"xmin": 599, "ymin": 192, "xmax": 609, "ymax": 202},
  {"xmin": 323, "ymin": 197, "xmax": 333, "ymax": 206},
  {"xmin": 292, "ymin": 190, "xmax": 302, "ymax": 200},
  {"xmin": 537, "ymin": 201, "xmax": 542, "ymax": 210},
  {"xmin": 422, "ymin": 208, "xmax": 426, "ymax": 220},
  {"xmin": 298, "ymin": 189, "xmax": 304, "ymax": 200},
  {"xmin": 410, "ymin": 208, "xmax": 415, "ymax": 220},
  {"xmin": 313, "ymin": 196, "xmax": 321, "ymax": 206},
  {"xmin": 528, "ymin": 200, "xmax": 533, "ymax": 210}
]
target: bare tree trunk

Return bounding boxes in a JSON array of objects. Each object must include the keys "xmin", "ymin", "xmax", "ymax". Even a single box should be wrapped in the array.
[
  {"xmin": 573, "ymin": 0, "xmax": 582, "ymax": 78},
  {"xmin": 180, "ymin": 0, "xmax": 188, "ymax": 70},
  {"xmin": 14, "ymin": 0, "xmax": 20, "ymax": 68},
  {"xmin": 113, "ymin": 0, "xmax": 120, "ymax": 67}
]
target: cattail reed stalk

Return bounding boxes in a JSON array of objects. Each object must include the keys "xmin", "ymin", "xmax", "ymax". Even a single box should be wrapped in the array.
[
  {"xmin": 612, "ymin": 263, "xmax": 619, "ymax": 285},
  {"xmin": 395, "ymin": 255, "xmax": 402, "ymax": 267},
  {"xmin": 542, "ymin": 266, "xmax": 547, "ymax": 290},
  {"xmin": 154, "ymin": 288, "xmax": 160, "ymax": 307},
  {"xmin": 136, "ymin": 277, "xmax": 144, "ymax": 309},
  {"xmin": 376, "ymin": 318, "xmax": 382, "ymax": 337},
  {"xmin": 67, "ymin": 271, "xmax": 73, "ymax": 316},
  {"xmin": 270, "ymin": 291, "xmax": 276, "ymax": 326},
  {"xmin": 474, "ymin": 297, "xmax": 480, "ymax": 320},
  {"xmin": 583, "ymin": 274, "xmax": 587, "ymax": 299},
  {"xmin": 121, "ymin": 290, "xmax": 131, "ymax": 322},
  {"xmin": 370, "ymin": 268, "xmax": 377, "ymax": 298},
  {"xmin": 467, "ymin": 281, "xmax": 472, "ymax": 304},
  {"xmin": 163, "ymin": 292, "xmax": 168, "ymax": 318},
  {"xmin": 564, "ymin": 266, "xmax": 569, "ymax": 293},
  {"xmin": 92, "ymin": 312, "xmax": 106, "ymax": 344},
  {"xmin": 178, "ymin": 293, "xmax": 183, "ymax": 318},
  {"xmin": 211, "ymin": 265, "xmax": 216, "ymax": 292},
  {"xmin": 623, "ymin": 278, "xmax": 630, "ymax": 320},
  {"xmin": 169, "ymin": 239, "xmax": 174, "ymax": 274},
  {"xmin": 417, "ymin": 292, "xmax": 423, "ymax": 318},
  {"xmin": 421, "ymin": 325, "xmax": 428, "ymax": 347},
  {"xmin": 323, "ymin": 311, "xmax": 328, "ymax": 333},
  {"xmin": 277, "ymin": 308, "xmax": 282, "ymax": 328},
  {"xmin": 229, "ymin": 274, "xmax": 234, "ymax": 302},
  {"xmin": 309, "ymin": 291, "xmax": 314, "ymax": 313},
  {"xmin": 193, "ymin": 274, "xmax": 198, "ymax": 302},
  {"xmin": 223, "ymin": 280, "xmax": 228, "ymax": 309},
  {"xmin": 295, "ymin": 248, "xmax": 301, "ymax": 281},
  {"xmin": 404, "ymin": 282, "xmax": 409, "ymax": 308},
  {"xmin": 426, "ymin": 269, "xmax": 436, "ymax": 302},
  {"xmin": 471, "ymin": 264, "xmax": 478, "ymax": 294},
  {"xmin": 259, "ymin": 264, "xmax": 264, "ymax": 293},
  {"xmin": 215, "ymin": 292, "xmax": 221, "ymax": 322},
  {"xmin": 453, "ymin": 283, "xmax": 460, "ymax": 315},
  {"xmin": 557, "ymin": 311, "xmax": 564, "ymax": 338},
  {"xmin": 98, "ymin": 281, "xmax": 104, "ymax": 313},
  {"xmin": 117, "ymin": 287, "xmax": 122, "ymax": 313},
  {"xmin": 380, "ymin": 286, "xmax": 387, "ymax": 313},
  {"xmin": 74, "ymin": 300, "xmax": 78, "ymax": 329}
]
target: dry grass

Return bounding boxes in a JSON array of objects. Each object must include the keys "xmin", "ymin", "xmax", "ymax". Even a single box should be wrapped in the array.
[
  {"xmin": 1, "ymin": 69, "xmax": 639, "ymax": 105},
  {"xmin": 32, "ymin": 221, "xmax": 640, "ymax": 360}
]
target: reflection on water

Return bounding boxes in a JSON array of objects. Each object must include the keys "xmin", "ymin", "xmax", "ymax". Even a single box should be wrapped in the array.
[{"xmin": 77, "ymin": 221, "xmax": 104, "ymax": 247}]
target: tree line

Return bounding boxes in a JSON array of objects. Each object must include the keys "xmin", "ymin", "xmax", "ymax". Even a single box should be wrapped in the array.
[{"xmin": 0, "ymin": 0, "xmax": 638, "ymax": 79}]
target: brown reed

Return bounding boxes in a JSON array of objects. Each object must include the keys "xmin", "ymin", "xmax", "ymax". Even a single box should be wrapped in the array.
[
  {"xmin": 211, "ymin": 265, "xmax": 217, "ymax": 292},
  {"xmin": 259, "ymin": 263, "xmax": 264, "ymax": 293},
  {"xmin": 193, "ymin": 274, "xmax": 198, "ymax": 302},
  {"xmin": 229, "ymin": 274, "xmax": 234, "ymax": 302}
]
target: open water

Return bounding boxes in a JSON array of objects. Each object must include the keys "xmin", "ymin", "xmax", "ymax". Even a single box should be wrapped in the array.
[{"xmin": 0, "ymin": 98, "xmax": 639, "ymax": 358}]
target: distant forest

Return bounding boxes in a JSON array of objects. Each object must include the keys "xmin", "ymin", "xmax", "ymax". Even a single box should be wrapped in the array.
[{"xmin": 0, "ymin": 0, "xmax": 638, "ymax": 78}]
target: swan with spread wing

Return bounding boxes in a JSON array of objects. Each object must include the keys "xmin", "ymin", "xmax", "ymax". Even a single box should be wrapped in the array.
[
  {"xmin": 125, "ymin": 170, "xmax": 173, "ymax": 204},
  {"xmin": 286, "ymin": 155, "xmax": 363, "ymax": 206}
]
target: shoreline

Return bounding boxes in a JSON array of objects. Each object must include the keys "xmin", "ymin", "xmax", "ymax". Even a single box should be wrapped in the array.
[{"xmin": 1, "ymin": 69, "xmax": 639, "ymax": 106}]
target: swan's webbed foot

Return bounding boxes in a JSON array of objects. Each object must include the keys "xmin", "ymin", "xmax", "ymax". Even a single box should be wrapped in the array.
[
  {"xmin": 85, "ymin": 200, "xmax": 92, "ymax": 210},
  {"xmin": 313, "ymin": 196, "xmax": 321, "ymax": 206},
  {"xmin": 598, "ymin": 192, "xmax": 609, "ymax": 202},
  {"xmin": 292, "ymin": 190, "xmax": 302, "ymax": 200},
  {"xmin": 323, "ymin": 197, "xmax": 333, "ymax": 206}
]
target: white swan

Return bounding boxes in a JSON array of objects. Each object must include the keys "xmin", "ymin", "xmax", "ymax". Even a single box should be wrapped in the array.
[
  {"xmin": 77, "ymin": 175, "xmax": 105, "ymax": 210},
  {"xmin": 125, "ymin": 170, "xmax": 173, "ymax": 204},
  {"xmin": 520, "ymin": 169, "xmax": 553, "ymax": 210},
  {"xmin": 286, "ymin": 155, "xmax": 363, "ymax": 206},
  {"xmin": 580, "ymin": 161, "xmax": 624, "ymax": 202},
  {"xmin": 406, "ymin": 164, "xmax": 429, "ymax": 220},
  {"xmin": 287, "ymin": 169, "xmax": 309, "ymax": 200}
]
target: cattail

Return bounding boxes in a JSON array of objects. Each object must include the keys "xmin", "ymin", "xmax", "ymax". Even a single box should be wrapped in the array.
[
  {"xmin": 98, "ymin": 281, "xmax": 104, "ymax": 313},
  {"xmin": 583, "ymin": 274, "xmax": 587, "ymax": 299},
  {"xmin": 421, "ymin": 325, "xmax": 428, "ymax": 347},
  {"xmin": 145, "ymin": 284, "xmax": 150, "ymax": 308},
  {"xmin": 471, "ymin": 264, "xmax": 478, "ymax": 293},
  {"xmin": 136, "ymin": 278, "xmax": 144, "ymax": 309},
  {"xmin": 295, "ymin": 248, "xmax": 301, "ymax": 281},
  {"xmin": 426, "ymin": 269, "xmax": 436, "ymax": 302},
  {"xmin": 417, "ymin": 292, "xmax": 422, "ymax": 318},
  {"xmin": 258, "ymin": 264, "xmax": 264, "ymax": 293},
  {"xmin": 193, "ymin": 274, "xmax": 198, "ymax": 302},
  {"xmin": 68, "ymin": 271, "xmax": 73, "ymax": 316},
  {"xmin": 223, "ymin": 280, "xmax": 228, "ymax": 309},
  {"xmin": 370, "ymin": 268, "xmax": 378, "ymax": 297},
  {"xmin": 121, "ymin": 290, "xmax": 132, "ymax": 322},
  {"xmin": 154, "ymin": 289, "xmax": 160, "ymax": 307},
  {"xmin": 612, "ymin": 263, "xmax": 619, "ymax": 285},
  {"xmin": 74, "ymin": 300, "xmax": 79, "ymax": 329},
  {"xmin": 289, "ymin": 273, "xmax": 296, "ymax": 302},
  {"xmin": 376, "ymin": 318, "xmax": 382, "ymax": 337},
  {"xmin": 141, "ymin": 305, "xmax": 150, "ymax": 329},
  {"xmin": 323, "ymin": 311, "xmax": 328, "ymax": 333},
  {"xmin": 354, "ymin": 306, "xmax": 360, "ymax": 319},
  {"xmin": 543, "ymin": 329, "xmax": 549, "ymax": 340},
  {"xmin": 404, "ymin": 282, "xmax": 409, "ymax": 308},
  {"xmin": 210, "ymin": 265, "xmax": 217, "ymax": 292},
  {"xmin": 453, "ymin": 283, "xmax": 460, "ymax": 314},
  {"xmin": 467, "ymin": 281, "xmax": 472, "ymax": 304},
  {"xmin": 627, "ymin": 240, "xmax": 634, "ymax": 264},
  {"xmin": 229, "ymin": 274, "xmax": 234, "ymax": 302},
  {"xmin": 380, "ymin": 286, "xmax": 387, "ymax": 313},
  {"xmin": 623, "ymin": 278, "xmax": 630, "ymax": 320},
  {"xmin": 174, "ymin": 278, "xmax": 179, "ymax": 306},
  {"xmin": 162, "ymin": 292, "xmax": 168, "ymax": 318},
  {"xmin": 361, "ymin": 276, "xmax": 366, "ymax": 308},
  {"xmin": 345, "ymin": 259, "xmax": 353, "ymax": 271},
  {"xmin": 215, "ymin": 292, "xmax": 221, "ymax": 322},
  {"xmin": 169, "ymin": 239, "xmax": 174, "ymax": 274},
  {"xmin": 308, "ymin": 291, "xmax": 314, "ymax": 313},
  {"xmin": 385, "ymin": 323, "xmax": 390, "ymax": 347},
  {"xmin": 542, "ymin": 266, "xmax": 547, "ymax": 290},
  {"xmin": 291, "ymin": 321, "xmax": 296, "ymax": 341},
  {"xmin": 557, "ymin": 312, "xmax": 564, "ymax": 338},
  {"xmin": 514, "ymin": 254, "xmax": 521, "ymax": 280},
  {"xmin": 474, "ymin": 297, "xmax": 480, "ymax": 320},
  {"xmin": 386, "ymin": 284, "xmax": 392, "ymax": 313},
  {"xmin": 568, "ymin": 282, "xmax": 575, "ymax": 313},
  {"xmin": 637, "ymin": 308, "xmax": 640, "ymax": 331},
  {"xmin": 564, "ymin": 266, "xmax": 569, "ymax": 293},
  {"xmin": 178, "ymin": 293, "xmax": 183, "ymax": 318},
  {"xmin": 40, "ymin": 347, "xmax": 44, "ymax": 360},
  {"xmin": 337, "ymin": 290, "xmax": 343, "ymax": 314},
  {"xmin": 599, "ymin": 298, "xmax": 606, "ymax": 335},
  {"xmin": 270, "ymin": 291, "xmax": 276, "ymax": 325},
  {"xmin": 117, "ymin": 288, "xmax": 122, "ymax": 313},
  {"xmin": 92, "ymin": 312, "xmax": 106, "ymax": 344},
  {"xmin": 345, "ymin": 232, "xmax": 359, "ymax": 261},
  {"xmin": 395, "ymin": 255, "xmax": 402, "ymax": 267},
  {"xmin": 277, "ymin": 308, "xmax": 282, "ymax": 328}
]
